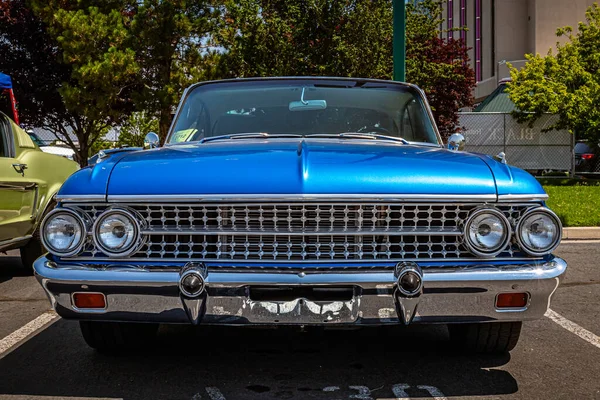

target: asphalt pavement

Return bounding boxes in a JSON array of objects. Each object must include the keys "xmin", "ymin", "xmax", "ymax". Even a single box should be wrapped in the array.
[{"xmin": 0, "ymin": 242, "xmax": 599, "ymax": 400}]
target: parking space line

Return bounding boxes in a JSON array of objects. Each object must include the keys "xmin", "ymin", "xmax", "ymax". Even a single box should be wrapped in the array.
[
  {"xmin": 0, "ymin": 310, "xmax": 58, "ymax": 358},
  {"xmin": 545, "ymin": 309, "xmax": 600, "ymax": 349}
]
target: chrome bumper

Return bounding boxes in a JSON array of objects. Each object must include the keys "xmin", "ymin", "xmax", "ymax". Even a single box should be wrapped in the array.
[{"xmin": 33, "ymin": 256, "xmax": 567, "ymax": 325}]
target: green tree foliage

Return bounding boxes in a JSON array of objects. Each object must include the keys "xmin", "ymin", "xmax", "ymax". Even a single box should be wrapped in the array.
[
  {"xmin": 507, "ymin": 3, "xmax": 600, "ymax": 142},
  {"xmin": 117, "ymin": 111, "xmax": 159, "ymax": 147},
  {"xmin": 216, "ymin": 0, "xmax": 474, "ymax": 137},
  {"xmin": 127, "ymin": 1, "xmax": 220, "ymax": 140},
  {"xmin": 0, "ymin": 0, "xmax": 82, "ymax": 157}
]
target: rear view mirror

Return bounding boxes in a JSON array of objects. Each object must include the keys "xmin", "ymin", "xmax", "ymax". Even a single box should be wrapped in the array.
[{"xmin": 289, "ymin": 87, "xmax": 327, "ymax": 111}]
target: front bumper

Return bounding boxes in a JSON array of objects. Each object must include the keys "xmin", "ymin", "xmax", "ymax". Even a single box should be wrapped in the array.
[{"xmin": 34, "ymin": 256, "xmax": 567, "ymax": 325}]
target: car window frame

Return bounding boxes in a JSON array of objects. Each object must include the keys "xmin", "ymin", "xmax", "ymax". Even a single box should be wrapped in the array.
[
  {"xmin": 165, "ymin": 78, "xmax": 444, "ymax": 147},
  {"xmin": 0, "ymin": 113, "xmax": 16, "ymax": 158}
]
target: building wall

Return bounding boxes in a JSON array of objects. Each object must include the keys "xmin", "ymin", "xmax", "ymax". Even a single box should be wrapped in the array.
[
  {"xmin": 441, "ymin": 0, "xmax": 595, "ymax": 100},
  {"xmin": 532, "ymin": 0, "xmax": 597, "ymax": 55}
]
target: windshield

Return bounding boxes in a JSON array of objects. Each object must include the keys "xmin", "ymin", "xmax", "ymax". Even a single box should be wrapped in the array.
[{"xmin": 168, "ymin": 79, "xmax": 440, "ymax": 145}]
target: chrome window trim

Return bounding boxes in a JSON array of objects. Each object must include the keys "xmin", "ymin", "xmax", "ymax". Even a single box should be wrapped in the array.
[{"xmin": 105, "ymin": 194, "xmax": 499, "ymax": 203}]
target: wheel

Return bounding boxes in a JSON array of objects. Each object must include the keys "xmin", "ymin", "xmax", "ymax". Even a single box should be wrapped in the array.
[
  {"xmin": 19, "ymin": 236, "xmax": 44, "ymax": 274},
  {"xmin": 79, "ymin": 321, "xmax": 159, "ymax": 353},
  {"xmin": 448, "ymin": 321, "xmax": 522, "ymax": 353}
]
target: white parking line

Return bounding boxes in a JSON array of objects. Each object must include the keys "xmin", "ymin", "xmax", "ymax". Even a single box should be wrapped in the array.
[
  {"xmin": 545, "ymin": 309, "xmax": 600, "ymax": 349},
  {"xmin": 0, "ymin": 311, "xmax": 58, "ymax": 358}
]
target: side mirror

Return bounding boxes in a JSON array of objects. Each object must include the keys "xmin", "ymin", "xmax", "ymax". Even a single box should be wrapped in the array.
[
  {"xmin": 447, "ymin": 133, "xmax": 466, "ymax": 151},
  {"xmin": 144, "ymin": 132, "xmax": 160, "ymax": 149}
]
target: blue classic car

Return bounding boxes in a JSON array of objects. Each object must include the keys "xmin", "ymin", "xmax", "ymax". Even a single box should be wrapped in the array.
[{"xmin": 34, "ymin": 77, "xmax": 566, "ymax": 353}]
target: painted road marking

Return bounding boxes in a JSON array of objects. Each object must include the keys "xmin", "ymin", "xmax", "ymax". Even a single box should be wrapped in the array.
[
  {"xmin": 546, "ymin": 309, "xmax": 600, "ymax": 349},
  {"xmin": 0, "ymin": 311, "xmax": 58, "ymax": 358}
]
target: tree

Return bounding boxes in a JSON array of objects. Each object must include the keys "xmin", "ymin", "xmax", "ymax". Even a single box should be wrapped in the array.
[
  {"xmin": 117, "ymin": 111, "xmax": 159, "ymax": 147},
  {"xmin": 29, "ymin": 1, "xmax": 141, "ymax": 165},
  {"xmin": 0, "ymin": 1, "xmax": 71, "ymax": 140},
  {"xmin": 507, "ymin": 3, "xmax": 600, "ymax": 142},
  {"xmin": 127, "ymin": 1, "xmax": 220, "ymax": 141},
  {"xmin": 406, "ymin": 1, "xmax": 475, "ymax": 137},
  {"xmin": 216, "ymin": 0, "xmax": 475, "ymax": 138}
]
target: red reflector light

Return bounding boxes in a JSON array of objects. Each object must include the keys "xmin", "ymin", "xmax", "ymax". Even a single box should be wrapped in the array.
[
  {"xmin": 581, "ymin": 153, "xmax": 595, "ymax": 160},
  {"xmin": 73, "ymin": 292, "xmax": 106, "ymax": 309},
  {"xmin": 496, "ymin": 293, "xmax": 529, "ymax": 308}
]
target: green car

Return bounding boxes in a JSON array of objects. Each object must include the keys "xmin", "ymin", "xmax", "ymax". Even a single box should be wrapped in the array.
[{"xmin": 0, "ymin": 112, "xmax": 79, "ymax": 271}]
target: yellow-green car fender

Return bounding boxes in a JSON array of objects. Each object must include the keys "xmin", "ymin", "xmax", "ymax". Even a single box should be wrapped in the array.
[{"xmin": 0, "ymin": 113, "xmax": 79, "ymax": 270}]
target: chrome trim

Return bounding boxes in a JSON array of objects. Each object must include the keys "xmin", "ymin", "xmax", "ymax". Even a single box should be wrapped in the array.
[
  {"xmin": 463, "ymin": 207, "xmax": 512, "ymax": 258},
  {"xmin": 497, "ymin": 194, "xmax": 549, "ymax": 202},
  {"xmin": 56, "ymin": 194, "xmax": 106, "ymax": 203},
  {"xmin": 34, "ymin": 256, "xmax": 567, "ymax": 324},
  {"xmin": 0, "ymin": 235, "xmax": 33, "ymax": 251},
  {"xmin": 60, "ymin": 256, "xmax": 541, "ymax": 264},
  {"xmin": 515, "ymin": 207, "xmax": 563, "ymax": 257},
  {"xmin": 40, "ymin": 209, "xmax": 88, "ymax": 257},
  {"xmin": 92, "ymin": 208, "xmax": 144, "ymax": 258},
  {"xmin": 106, "ymin": 194, "xmax": 499, "ymax": 202},
  {"xmin": 141, "ymin": 228, "xmax": 463, "ymax": 237}
]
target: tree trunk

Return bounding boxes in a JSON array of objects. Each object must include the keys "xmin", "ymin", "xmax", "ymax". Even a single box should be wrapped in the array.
[
  {"xmin": 158, "ymin": 107, "xmax": 171, "ymax": 144},
  {"xmin": 77, "ymin": 140, "xmax": 88, "ymax": 168}
]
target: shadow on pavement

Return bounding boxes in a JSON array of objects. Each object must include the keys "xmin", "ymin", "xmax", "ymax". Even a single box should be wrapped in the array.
[
  {"xmin": 0, "ymin": 319, "xmax": 518, "ymax": 399},
  {"xmin": 0, "ymin": 255, "xmax": 28, "ymax": 284}
]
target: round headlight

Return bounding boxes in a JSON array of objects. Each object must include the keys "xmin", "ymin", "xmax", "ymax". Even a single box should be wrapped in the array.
[
  {"xmin": 41, "ymin": 209, "xmax": 86, "ymax": 256},
  {"xmin": 464, "ymin": 208, "xmax": 511, "ymax": 257},
  {"xmin": 517, "ymin": 207, "xmax": 562, "ymax": 256},
  {"xmin": 93, "ymin": 209, "xmax": 141, "ymax": 257}
]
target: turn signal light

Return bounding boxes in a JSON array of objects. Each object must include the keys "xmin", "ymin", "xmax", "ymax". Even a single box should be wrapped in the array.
[
  {"xmin": 73, "ymin": 292, "xmax": 106, "ymax": 309},
  {"xmin": 496, "ymin": 292, "xmax": 528, "ymax": 308}
]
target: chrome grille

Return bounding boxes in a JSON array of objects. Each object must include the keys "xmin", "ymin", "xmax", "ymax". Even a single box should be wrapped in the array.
[{"xmin": 70, "ymin": 202, "xmax": 535, "ymax": 262}]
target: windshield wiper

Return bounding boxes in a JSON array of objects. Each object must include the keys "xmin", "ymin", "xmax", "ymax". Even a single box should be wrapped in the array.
[
  {"xmin": 200, "ymin": 132, "xmax": 302, "ymax": 143},
  {"xmin": 309, "ymin": 132, "xmax": 409, "ymax": 144}
]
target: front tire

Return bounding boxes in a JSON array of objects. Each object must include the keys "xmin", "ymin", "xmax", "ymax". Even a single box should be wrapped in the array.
[
  {"xmin": 79, "ymin": 321, "xmax": 159, "ymax": 353},
  {"xmin": 20, "ymin": 236, "xmax": 44, "ymax": 275},
  {"xmin": 448, "ymin": 321, "xmax": 522, "ymax": 353}
]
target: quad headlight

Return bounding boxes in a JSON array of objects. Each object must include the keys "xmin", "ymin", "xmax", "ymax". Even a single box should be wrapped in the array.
[
  {"xmin": 41, "ymin": 209, "xmax": 87, "ymax": 256},
  {"xmin": 464, "ymin": 208, "xmax": 511, "ymax": 257},
  {"xmin": 516, "ymin": 207, "xmax": 562, "ymax": 256},
  {"xmin": 93, "ymin": 209, "xmax": 142, "ymax": 257}
]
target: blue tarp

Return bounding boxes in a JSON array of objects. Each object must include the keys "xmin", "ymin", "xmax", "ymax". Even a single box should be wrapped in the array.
[{"xmin": 0, "ymin": 73, "xmax": 13, "ymax": 90}]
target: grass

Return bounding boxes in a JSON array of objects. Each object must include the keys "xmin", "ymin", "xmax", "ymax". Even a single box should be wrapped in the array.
[{"xmin": 539, "ymin": 178, "xmax": 600, "ymax": 227}]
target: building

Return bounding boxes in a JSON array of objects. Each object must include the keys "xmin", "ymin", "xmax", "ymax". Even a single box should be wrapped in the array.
[{"xmin": 441, "ymin": 0, "xmax": 597, "ymax": 100}]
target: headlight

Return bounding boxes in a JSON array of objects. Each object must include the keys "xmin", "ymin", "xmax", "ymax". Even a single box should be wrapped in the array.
[
  {"xmin": 41, "ymin": 209, "xmax": 86, "ymax": 256},
  {"xmin": 517, "ymin": 207, "xmax": 562, "ymax": 256},
  {"xmin": 464, "ymin": 208, "xmax": 511, "ymax": 257},
  {"xmin": 93, "ymin": 209, "xmax": 141, "ymax": 257}
]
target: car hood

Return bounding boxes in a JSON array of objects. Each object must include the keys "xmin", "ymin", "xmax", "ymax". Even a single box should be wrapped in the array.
[{"xmin": 99, "ymin": 139, "xmax": 502, "ymax": 198}]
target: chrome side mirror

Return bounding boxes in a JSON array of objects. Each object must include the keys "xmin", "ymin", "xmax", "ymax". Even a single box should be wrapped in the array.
[
  {"xmin": 447, "ymin": 133, "xmax": 466, "ymax": 151},
  {"xmin": 144, "ymin": 132, "xmax": 160, "ymax": 149}
]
